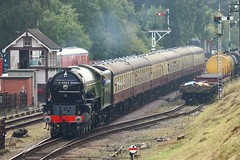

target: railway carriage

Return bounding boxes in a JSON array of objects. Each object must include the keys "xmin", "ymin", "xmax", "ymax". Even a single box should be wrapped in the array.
[
  {"xmin": 44, "ymin": 46, "xmax": 205, "ymax": 137},
  {"xmin": 128, "ymin": 57, "xmax": 152, "ymax": 95},
  {"xmin": 173, "ymin": 47, "xmax": 194, "ymax": 77},
  {"xmin": 190, "ymin": 46, "xmax": 206, "ymax": 73},
  {"xmin": 95, "ymin": 60, "xmax": 134, "ymax": 105},
  {"xmin": 161, "ymin": 50, "xmax": 182, "ymax": 82},
  {"xmin": 57, "ymin": 47, "xmax": 89, "ymax": 67},
  {"xmin": 144, "ymin": 52, "xmax": 168, "ymax": 88}
]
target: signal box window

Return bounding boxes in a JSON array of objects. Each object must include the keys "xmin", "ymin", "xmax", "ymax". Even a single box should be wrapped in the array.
[
  {"xmin": 23, "ymin": 37, "xmax": 32, "ymax": 47},
  {"xmin": 29, "ymin": 50, "xmax": 45, "ymax": 66}
]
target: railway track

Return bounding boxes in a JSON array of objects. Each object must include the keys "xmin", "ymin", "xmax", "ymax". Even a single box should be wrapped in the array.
[
  {"xmin": 5, "ymin": 112, "xmax": 43, "ymax": 132},
  {"xmin": 10, "ymin": 137, "xmax": 77, "ymax": 160},
  {"xmin": 10, "ymin": 103, "xmax": 205, "ymax": 160}
]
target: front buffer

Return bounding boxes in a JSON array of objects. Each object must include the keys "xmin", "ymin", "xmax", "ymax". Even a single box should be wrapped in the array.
[{"xmin": 44, "ymin": 108, "xmax": 92, "ymax": 138}]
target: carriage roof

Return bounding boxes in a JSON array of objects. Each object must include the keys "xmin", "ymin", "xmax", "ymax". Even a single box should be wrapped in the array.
[{"xmin": 57, "ymin": 47, "xmax": 88, "ymax": 56}]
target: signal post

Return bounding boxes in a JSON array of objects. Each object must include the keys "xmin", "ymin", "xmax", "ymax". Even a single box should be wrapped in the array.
[
  {"xmin": 213, "ymin": 7, "xmax": 233, "ymax": 99},
  {"xmin": 149, "ymin": 9, "xmax": 171, "ymax": 51}
]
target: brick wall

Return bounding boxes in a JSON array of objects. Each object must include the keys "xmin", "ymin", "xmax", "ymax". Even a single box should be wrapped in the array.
[{"xmin": 0, "ymin": 77, "xmax": 33, "ymax": 106}]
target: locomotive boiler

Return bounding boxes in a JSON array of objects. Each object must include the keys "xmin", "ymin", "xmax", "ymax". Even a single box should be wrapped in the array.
[{"xmin": 44, "ymin": 46, "xmax": 205, "ymax": 137}]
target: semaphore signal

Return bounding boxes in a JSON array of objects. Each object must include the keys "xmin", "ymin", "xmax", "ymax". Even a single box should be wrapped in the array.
[
  {"xmin": 156, "ymin": 12, "xmax": 166, "ymax": 16},
  {"xmin": 149, "ymin": 9, "xmax": 171, "ymax": 51}
]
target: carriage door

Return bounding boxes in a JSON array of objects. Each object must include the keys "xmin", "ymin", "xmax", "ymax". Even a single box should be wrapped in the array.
[{"xmin": 101, "ymin": 70, "xmax": 112, "ymax": 108}]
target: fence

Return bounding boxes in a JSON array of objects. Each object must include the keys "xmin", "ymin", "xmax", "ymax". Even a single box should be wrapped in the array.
[
  {"xmin": 0, "ymin": 92, "xmax": 27, "ymax": 116},
  {"xmin": 0, "ymin": 119, "xmax": 5, "ymax": 150}
]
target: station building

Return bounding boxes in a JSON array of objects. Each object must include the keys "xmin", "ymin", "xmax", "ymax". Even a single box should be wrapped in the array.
[{"xmin": 0, "ymin": 28, "xmax": 61, "ymax": 106}]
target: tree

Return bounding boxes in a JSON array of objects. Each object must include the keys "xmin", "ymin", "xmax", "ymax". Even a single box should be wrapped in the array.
[
  {"xmin": 40, "ymin": 4, "xmax": 92, "ymax": 49},
  {"xmin": 135, "ymin": 5, "xmax": 167, "ymax": 49},
  {"xmin": 70, "ymin": 0, "xmax": 148, "ymax": 60},
  {"xmin": 0, "ymin": 0, "xmax": 43, "ymax": 49},
  {"xmin": 159, "ymin": 0, "xmax": 215, "ymax": 48},
  {"xmin": 0, "ymin": 0, "xmax": 234, "ymax": 58}
]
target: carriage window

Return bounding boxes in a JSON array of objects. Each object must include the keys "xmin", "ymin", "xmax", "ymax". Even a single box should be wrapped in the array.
[{"xmin": 128, "ymin": 73, "xmax": 130, "ymax": 87}]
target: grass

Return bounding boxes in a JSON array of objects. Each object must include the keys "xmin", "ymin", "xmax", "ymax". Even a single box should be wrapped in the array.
[{"xmin": 143, "ymin": 78, "xmax": 240, "ymax": 160}]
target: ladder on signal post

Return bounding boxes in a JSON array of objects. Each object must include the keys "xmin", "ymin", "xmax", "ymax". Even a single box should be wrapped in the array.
[
  {"xmin": 214, "ymin": 8, "xmax": 233, "ymax": 99},
  {"xmin": 214, "ymin": 8, "xmax": 223, "ymax": 99}
]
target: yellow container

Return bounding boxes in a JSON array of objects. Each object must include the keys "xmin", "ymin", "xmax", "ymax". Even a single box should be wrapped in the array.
[{"xmin": 206, "ymin": 54, "xmax": 234, "ymax": 75}]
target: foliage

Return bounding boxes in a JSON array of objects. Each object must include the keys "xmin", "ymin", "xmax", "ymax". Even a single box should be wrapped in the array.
[
  {"xmin": 0, "ymin": 0, "xmax": 42, "ymax": 49},
  {"xmin": 70, "ymin": 0, "xmax": 148, "ymax": 59},
  {"xmin": 40, "ymin": 4, "xmax": 92, "ymax": 49},
  {"xmin": 0, "ymin": 0, "xmax": 236, "ymax": 59}
]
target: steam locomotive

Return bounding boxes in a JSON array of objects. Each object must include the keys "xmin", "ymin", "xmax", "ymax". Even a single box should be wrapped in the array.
[{"xmin": 43, "ymin": 46, "xmax": 205, "ymax": 137}]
